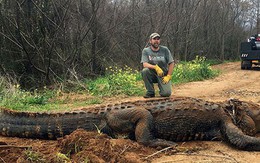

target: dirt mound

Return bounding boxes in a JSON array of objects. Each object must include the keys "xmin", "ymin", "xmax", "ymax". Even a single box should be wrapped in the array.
[
  {"xmin": 0, "ymin": 129, "xmax": 176, "ymax": 163},
  {"xmin": 0, "ymin": 147, "xmax": 24, "ymax": 162},
  {"xmin": 0, "ymin": 129, "xmax": 209, "ymax": 163},
  {"xmin": 58, "ymin": 129, "xmax": 160, "ymax": 163},
  {"xmin": 56, "ymin": 129, "xmax": 208, "ymax": 162},
  {"xmin": 0, "ymin": 129, "xmax": 164, "ymax": 163}
]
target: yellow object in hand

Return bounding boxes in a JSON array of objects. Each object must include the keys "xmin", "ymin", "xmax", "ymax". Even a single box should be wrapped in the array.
[
  {"xmin": 154, "ymin": 65, "xmax": 164, "ymax": 77},
  {"xmin": 162, "ymin": 75, "xmax": 172, "ymax": 84}
]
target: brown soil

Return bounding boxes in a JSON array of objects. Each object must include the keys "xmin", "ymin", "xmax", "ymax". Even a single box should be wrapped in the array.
[{"xmin": 1, "ymin": 61, "xmax": 260, "ymax": 163}]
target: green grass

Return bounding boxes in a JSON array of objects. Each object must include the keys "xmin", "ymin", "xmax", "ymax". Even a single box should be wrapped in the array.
[
  {"xmin": 172, "ymin": 56, "xmax": 219, "ymax": 84},
  {"xmin": 55, "ymin": 153, "xmax": 71, "ymax": 163},
  {"xmin": 86, "ymin": 65, "xmax": 144, "ymax": 96},
  {"xmin": 24, "ymin": 150, "xmax": 46, "ymax": 162},
  {"xmin": 0, "ymin": 56, "xmax": 219, "ymax": 111},
  {"xmin": 0, "ymin": 85, "xmax": 59, "ymax": 112}
]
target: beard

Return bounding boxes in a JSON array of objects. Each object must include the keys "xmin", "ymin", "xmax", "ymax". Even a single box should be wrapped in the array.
[{"xmin": 151, "ymin": 43, "xmax": 159, "ymax": 49}]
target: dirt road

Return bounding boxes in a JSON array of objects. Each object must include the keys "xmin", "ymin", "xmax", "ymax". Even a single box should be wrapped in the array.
[
  {"xmin": 174, "ymin": 61, "xmax": 260, "ymax": 104},
  {"xmin": 1, "ymin": 61, "xmax": 260, "ymax": 163}
]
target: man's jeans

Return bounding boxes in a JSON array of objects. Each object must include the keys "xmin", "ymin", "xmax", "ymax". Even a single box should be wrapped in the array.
[{"xmin": 141, "ymin": 68, "xmax": 172, "ymax": 97}]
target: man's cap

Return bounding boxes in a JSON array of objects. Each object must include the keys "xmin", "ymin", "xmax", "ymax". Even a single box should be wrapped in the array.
[{"xmin": 150, "ymin": 33, "xmax": 160, "ymax": 39}]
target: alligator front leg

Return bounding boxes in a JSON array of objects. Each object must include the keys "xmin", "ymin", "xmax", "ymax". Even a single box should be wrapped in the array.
[{"xmin": 105, "ymin": 108, "xmax": 177, "ymax": 148}]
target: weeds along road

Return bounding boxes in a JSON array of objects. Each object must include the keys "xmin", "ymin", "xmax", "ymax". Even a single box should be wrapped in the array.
[{"xmin": 173, "ymin": 61, "xmax": 260, "ymax": 104}]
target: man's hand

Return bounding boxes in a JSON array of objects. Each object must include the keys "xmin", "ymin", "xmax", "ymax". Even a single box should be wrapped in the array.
[
  {"xmin": 162, "ymin": 75, "xmax": 172, "ymax": 84},
  {"xmin": 154, "ymin": 65, "xmax": 164, "ymax": 77}
]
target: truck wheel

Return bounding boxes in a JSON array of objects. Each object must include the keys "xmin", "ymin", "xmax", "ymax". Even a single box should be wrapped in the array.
[
  {"xmin": 241, "ymin": 61, "xmax": 252, "ymax": 70},
  {"xmin": 241, "ymin": 62, "xmax": 245, "ymax": 69}
]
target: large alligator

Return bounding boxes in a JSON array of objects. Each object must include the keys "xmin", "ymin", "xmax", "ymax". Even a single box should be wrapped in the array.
[{"xmin": 1, "ymin": 97, "xmax": 260, "ymax": 151}]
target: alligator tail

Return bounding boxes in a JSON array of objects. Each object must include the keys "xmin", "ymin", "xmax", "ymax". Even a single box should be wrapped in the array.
[
  {"xmin": 221, "ymin": 118, "xmax": 260, "ymax": 151},
  {"xmin": 0, "ymin": 108, "xmax": 102, "ymax": 139}
]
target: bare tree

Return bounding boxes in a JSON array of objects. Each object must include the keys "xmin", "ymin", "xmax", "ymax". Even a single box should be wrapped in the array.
[{"xmin": 0, "ymin": 0, "xmax": 256, "ymax": 88}]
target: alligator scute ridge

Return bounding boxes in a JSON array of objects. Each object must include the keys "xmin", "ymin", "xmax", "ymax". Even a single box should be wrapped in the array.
[{"xmin": 1, "ymin": 97, "xmax": 260, "ymax": 151}]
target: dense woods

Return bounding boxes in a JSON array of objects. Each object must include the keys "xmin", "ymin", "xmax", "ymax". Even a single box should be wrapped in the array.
[{"xmin": 0, "ymin": 0, "xmax": 259, "ymax": 88}]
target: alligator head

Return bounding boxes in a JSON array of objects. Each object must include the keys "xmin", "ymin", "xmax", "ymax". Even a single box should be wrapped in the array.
[{"xmin": 226, "ymin": 99, "xmax": 260, "ymax": 136}]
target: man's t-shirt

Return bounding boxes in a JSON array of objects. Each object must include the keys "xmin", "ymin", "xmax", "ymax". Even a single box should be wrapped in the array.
[{"xmin": 141, "ymin": 46, "xmax": 174, "ymax": 75}]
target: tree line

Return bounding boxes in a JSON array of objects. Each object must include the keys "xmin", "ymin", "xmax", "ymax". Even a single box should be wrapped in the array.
[{"xmin": 0, "ymin": 0, "xmax": 258, "ymax": 88}]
